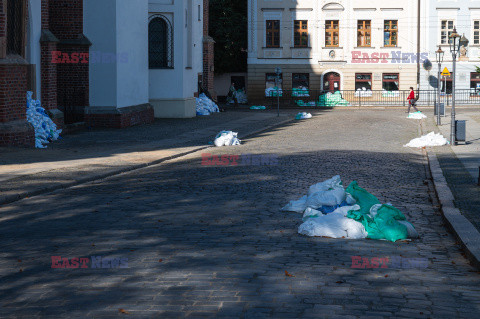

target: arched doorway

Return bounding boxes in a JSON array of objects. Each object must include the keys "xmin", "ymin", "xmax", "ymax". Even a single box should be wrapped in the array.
[{"xmin": 323, "ymin": 72, "xmax": 341, "ymax": 92}]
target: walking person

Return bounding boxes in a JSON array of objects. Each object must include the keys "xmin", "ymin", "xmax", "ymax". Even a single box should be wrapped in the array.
[{"xmin": 407, "ymin": 87, "xmax": 419, "ymax": 113}]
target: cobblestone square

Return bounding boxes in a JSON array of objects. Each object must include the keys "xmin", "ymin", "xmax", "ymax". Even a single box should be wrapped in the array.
[{"xmin": 1, "ymin": 109, "xmax": 480, "ymax": 318}]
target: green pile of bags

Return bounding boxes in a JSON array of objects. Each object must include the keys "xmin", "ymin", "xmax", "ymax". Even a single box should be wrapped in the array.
[
  {"xmin": 318, "ymin": 91, "xmax": 350, "ymax": 107},
  {"xmin": 345, "ymin": 181, "xmax": 417, "ymax": 242}
]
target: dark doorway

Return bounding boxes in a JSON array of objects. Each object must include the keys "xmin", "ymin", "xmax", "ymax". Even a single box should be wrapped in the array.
[
  {"xmin": 324, "ymin": 72, "xmax": 340, "ymax": 92},
  {"xmin": 231, "ymin": 76, "xmax": 245, "ymax": 90}
]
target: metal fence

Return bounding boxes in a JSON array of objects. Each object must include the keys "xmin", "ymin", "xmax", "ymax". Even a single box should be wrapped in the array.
[{"xmin": 265, "ymin": 89, "xmax": 480, "ymax": 108}]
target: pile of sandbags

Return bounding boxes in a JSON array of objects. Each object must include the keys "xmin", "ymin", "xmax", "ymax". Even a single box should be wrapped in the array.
[
  {"xmin": 282, "ymin": 176, "xmax": 418, "ymax": 242},
  {"xmin": 292, "ymin": 87, "xmax": 310, "ymax": 97},
  {"xmin": 196, "ymin": 93, "xmax": 219, "ymax": 116},
  {"xmin": 213, "ymin": 130, "xmax": 241, "ymax": 147},
  {"xmin": 407, "ymin": 111, "xmax": 427, "ymax": 119},
  {"xmin": 250, "ymin": 106, "xmax": 266, "ymax": 110},
  {"xmin": 26, "ymin": 91, "xmax": 62, "ymax": 148},
  {"xmin": 265, "ymin": 87, "xmax": 283, "ymax": 97},
  {"xmin": 404, "ymin": 132, "xmax": 449, "ymax": 148},
  {"xmin": 295, "ymin": 112, "xmax": 312, "ymax": 120},
  {"xmin": 318, "ymin": 91, "xmax": 350, "ymax": 107},
  {"xmin": 227, "ymin": 89, "xmax": 248, "ymax": 104}
]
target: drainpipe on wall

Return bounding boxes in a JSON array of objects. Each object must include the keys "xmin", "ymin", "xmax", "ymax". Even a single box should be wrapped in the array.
[{"xmin": 417, "ymin": 0, "xmax": 421, "ymax": 93}]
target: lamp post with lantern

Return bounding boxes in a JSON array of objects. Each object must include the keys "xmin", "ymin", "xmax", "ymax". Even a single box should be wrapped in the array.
[
  {"xmin": 448, "ymin": 28, "xmax": 469, "ymax": 145},
  {"xmin": 435, "ymin": 47, "xmax": 444, "ymax": 126}
]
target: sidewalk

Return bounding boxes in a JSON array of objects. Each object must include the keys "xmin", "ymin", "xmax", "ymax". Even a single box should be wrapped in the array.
[
  {"xmin": 0, "ymin": 109, "xmax": 305, "ymax": 205},
  {"xmin": 423, "ymin": 108, "xmax": 480, "ymax": 268}
]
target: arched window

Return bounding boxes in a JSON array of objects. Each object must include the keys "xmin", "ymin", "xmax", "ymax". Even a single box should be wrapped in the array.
[{"xmin": 149, "ymin": 15, "xmax": 173, "ymax": 69}]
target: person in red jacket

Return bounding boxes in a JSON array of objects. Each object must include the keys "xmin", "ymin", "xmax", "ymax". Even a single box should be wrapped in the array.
[{"xmin": 407, "ymin": 87, "xmax": 419, "ymax": 113}]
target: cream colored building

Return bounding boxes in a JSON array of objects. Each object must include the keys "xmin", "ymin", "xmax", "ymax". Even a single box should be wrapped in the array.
[{"xmin": 247, "ymin": 0, "xmax": 420, "ymax": 102}]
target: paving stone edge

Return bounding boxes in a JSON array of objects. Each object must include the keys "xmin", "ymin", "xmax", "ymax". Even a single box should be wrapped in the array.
[
  {"xmin": 0, "ymin": 118, "xmax": 294, "ymax": 206},
  {"xmin": 421, "ymin": 120, "xmax": 480, "ymax": 269}
]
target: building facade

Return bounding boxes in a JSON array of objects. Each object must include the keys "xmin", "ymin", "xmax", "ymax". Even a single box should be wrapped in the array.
[
  {"xmin": 247, "ymin": 0, "xmax": 420, "ymax": 102},
  {"xmin": 1, "ymin": 0, "xmax": 213, "ymax": 146},
  {"xmin": 420, "ymin": 0, "xmax": 480, "ymax": 95}
]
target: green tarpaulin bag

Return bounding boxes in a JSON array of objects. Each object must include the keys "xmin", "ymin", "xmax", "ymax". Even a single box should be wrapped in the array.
[{"xmin": 346, "ymin": 181, "xmax": 411, "ymax": 242}]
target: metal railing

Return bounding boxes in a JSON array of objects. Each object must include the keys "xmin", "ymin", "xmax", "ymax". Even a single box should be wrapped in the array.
[{"xmin": 265, "ymin": 89, "xmax": 480, "ymax": 108}]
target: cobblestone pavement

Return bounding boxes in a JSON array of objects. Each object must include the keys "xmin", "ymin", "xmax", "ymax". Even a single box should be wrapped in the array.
[
  {"xmin": 1, "ymin": 109, "xmax": 480, "ymax": 318},
  {"xmin": 424, "ymin": 110, "xmax": 480, "ymax": 232}
]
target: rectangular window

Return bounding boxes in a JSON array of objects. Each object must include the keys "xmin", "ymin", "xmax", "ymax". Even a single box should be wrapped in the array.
[
  {"xmin": 357, "ymin": 20, "xmax": 371, "ymax": 47},
  {"xmin": 470, "ymin": 73, "xmax": 480, "ymax": 96},
  {"xmin": 382, "ymin": 73, "xmax": 399, "ymax": 91},
  {"xmin": 384, "ymin": 20, "xmax": 398, "ymax": 47},
  {"xmin": 266, "ymin": 20, "xmax": 280, "ymax": 48},
  {"xmin": 474, "ymin": 21, "xmax": 480, "ymax": 45},
  {"xmin": 325, "ymin": 20, "xmax": 339, "ymax": 47},
  {"xmin": 266, "ymin": 73, "xmax": 282, "ymax": 90},
  {"xmin": 292, "ymin": 73, "xmax": 309, "ymax": 90},
  {"xmin": 7, "ymin": 0, "xmax": 25, "ymax": 56},
  {"xmin": 441, "ymin": 20, "xmax": 454, "ymax": 45},
  {"xmin": 355, "ymin": 73, "xmax": 372, "ymax": 91},
  {"xmin": 198, "ymin": 5, "xmax": 201, "ymax": 21},
  {"xmin": 294, "ymin": 20, "xmax": 308, "ymax": 47}
]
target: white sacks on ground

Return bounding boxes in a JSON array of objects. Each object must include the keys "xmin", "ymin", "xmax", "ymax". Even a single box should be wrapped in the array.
[
  {"xmin": 26, "ymin": 91, "xmax": 62, "ymax": 149},
  {"xmin": 213, "ymin": 131, "xmax": 241, "ymax": 147},
  {"xmin": 298, "ymin": 205, "xmax": 368, "ymax": 239},
  {"xmin": 196, "ymin": 93, "xmax": 219, "ymax": 116},
  {"xmin": 407, "ymin": 111, "xmax": 427, "ymax": 119},
  {"xmin": 295, "ymin": 112, "xmax": 312, "ymax": 120},
  {"xmin": 404, "ymin": 132, "xmax": 449, "ymax": 148},
  {"xmin": 281, "ymin": 175, "xmax": 347, "ymax": 213}
]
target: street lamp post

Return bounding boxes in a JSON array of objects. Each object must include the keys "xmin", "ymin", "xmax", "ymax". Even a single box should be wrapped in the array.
[
  {"xmin": 448, "ymin": 28, "xmax": 469, "ymax": 145},
  {"xmin": 435, "ymin": 47, "xmax": 444, "ymax": 126}
]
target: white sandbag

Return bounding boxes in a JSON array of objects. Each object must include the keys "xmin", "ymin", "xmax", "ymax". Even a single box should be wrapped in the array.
[
  {"xmin": 404, "ymin": 132, "xmax": 449, "ymax": 148},
  {"xmin": 196, "ymin": 94, "xmax": 219, "ymax": 116},
  {"xmin": 265, "ymin": 87, "xmax": 282, "ymax": 97},
  {"xmin": 213, "ymin": 131, "xmax": 241, "ymax": 147},
  {"xmin": 308, "ymin": 175, "xmax": 342, "ymax": 195},
  {"xmin": 398, "ymin": 220, "xmax": 420, "ymax": 238},
  {"xmin": 305, "ymin": 187, "xmax": 346, "ymax": 209},
  {"xmin": 302, "ymin": 207, "xmax": 323, "ymax": 221},
  {"xmin": 26, "ymin": 91, "xmax": 62, "ymax": 149},
  {"xmin": 281, "ymin": 195, "xmax": 308, "ymax": 213},
  {"xmin": 295, "ymin": 112, "xmax": 312, "ymax": 120},
  {"xmin": 345, "ymin": 193, "xmax": 357, "ymax": 205},
  {"xmin": 298, "ymin": 205, "xmax": 367, "ymax": 239},
  {"xmin": 407, "ymin": 111, "xmax": 427, "ymax": 119}
]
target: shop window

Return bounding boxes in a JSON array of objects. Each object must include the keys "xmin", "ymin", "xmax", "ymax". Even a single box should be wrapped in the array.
[
  {"xmin": 266, "ymin": 73, "xmax": 282, "ymax": 90},
  {"xmin": 382, "ymin": 74, "xmax": 399, "ymax": 91},
  {"xmin": 470, "ymin": 73, "xmax": 480, "ymax": 96},
  {"xmin": 292, "ymin": 73, "xmax": 309, "ymax": 90},
  {"xmin": 355, "ymin": 73, "xmax": 372, "ymax": 91}
]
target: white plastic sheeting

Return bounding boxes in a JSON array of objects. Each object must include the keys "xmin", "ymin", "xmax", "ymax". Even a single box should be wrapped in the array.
[
  {"xmin": 407, "ymin": 111, "xmax": 427, "ymax": 119},
  {"xmin": 295, "ymin": 112, "xmax": 312, "ymax": 120},
  {"xmin": 298, "ymin": 205, "xmax": 368, "ymax": 239},
  {"xmin": 281, "ymin": 176, "xmax": 365, "ymax": 239},
  {"xmin": 404, "ymin": 132, "xmax": 449, "ymax": 148},
  {"xmin": 26, "ymin": 91, "xmax": 62, "ymax": 148},
  {"xmin": 213, "ymin": 131, "xmax": 241, "ymax": 147},
  {"xmin": 281, "ymin": 175, "xmax": 348, "ymax": 213},
  {"xmin": 196, "ymin": 94, "xmax": 219, "ymax": 116}
]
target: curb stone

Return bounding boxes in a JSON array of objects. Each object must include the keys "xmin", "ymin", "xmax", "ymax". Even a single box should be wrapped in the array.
[
  {"xmin": 0, "ymin": 118, "xmax": 294, "ymax": 206},
  {"xmin": 420, "ymin": 119, "xmax": 480, "ymax": 269}
]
